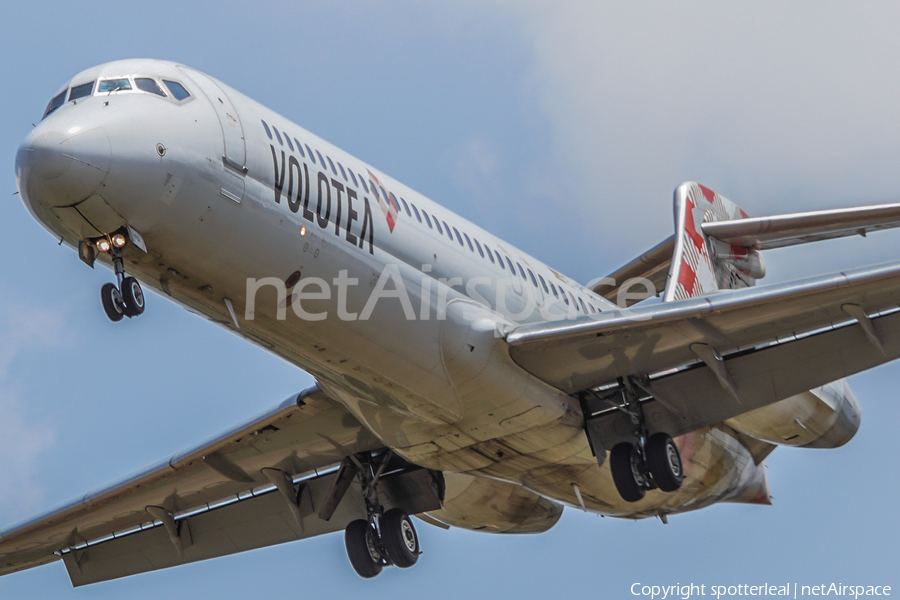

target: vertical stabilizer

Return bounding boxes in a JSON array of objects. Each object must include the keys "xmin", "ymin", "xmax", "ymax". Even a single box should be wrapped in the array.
[{"xmin": 664, "ymin": 183, "xmax": 765, "ymax": 301}]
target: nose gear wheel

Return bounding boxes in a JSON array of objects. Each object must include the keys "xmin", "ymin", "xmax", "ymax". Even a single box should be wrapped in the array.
[{"xmin": 98, "ymin": 242, "xmax": 146, "ymax": 321}]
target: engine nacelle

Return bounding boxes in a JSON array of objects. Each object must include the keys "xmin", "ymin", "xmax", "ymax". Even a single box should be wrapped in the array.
[
  {"xmin": 424, "ymin": 473, "xmax": 563, "ymax": 533},
  {"xmin": 725, "ymin": 380, "xmax": 861, "ymax": 448}
]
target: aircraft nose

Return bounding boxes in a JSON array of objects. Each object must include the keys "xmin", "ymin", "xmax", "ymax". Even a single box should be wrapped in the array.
[{"xmin": 16, "ymin": 121, "xmax": 111, "ymax": 209}]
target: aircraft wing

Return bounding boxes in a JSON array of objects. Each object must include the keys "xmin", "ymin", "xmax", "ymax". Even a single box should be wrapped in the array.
[
  {"xmin": 0, "ymin": 386, "xmax": 441, "ymax": 586},
  {"xmin": 508, "ymin": 261, "xmax": 900, "ymax": 449}
]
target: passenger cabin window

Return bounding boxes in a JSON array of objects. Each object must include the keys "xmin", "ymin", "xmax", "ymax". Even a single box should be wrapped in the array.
[
  {"xmin": 273, "ymin": 127, "xmax": 283, "ymax": 145},
  {"xmin": 316, "ymin": 150, "xmax": 326, "ymax": 168},
  {"xmin": 338, "ymin": 163, "xmax": 348, "ymax": 181},
  {"xmin": 348, "ymin": 169, "xmax": 359, "ymax": 186},
  {"xmin": 516, "ymin": 263, "xmax": 527, "ymax": 280},
  {"xmin": 69, "ymin": 81, "xmax": 94, "ymax": 101},
  {"xmin": 463, "ymin": 233, "xmax": 474, "ymax": 252},
  {"xmin": 294, "ymin": 139, "xmax": 305, "ymax": 157},
  {"xmin": 327, "ymin": 156, "xmax": 337, "ymax": 175},
  {"xmin": 527, "ymin": 269, "xmax": 538, "ymax": 287},
  {"xmin": 163, "ymin": 80, "xmax": 190, "ymax": 100},
  {"xmin": 550, "ymin": 283, "xmax": 559, "ymax": 298},
  {"xmin": 306, "ymin": 145, "xmax": 316, "ymax": 163},
  {"xmin": 579, "ymin": 298, "xmax": 588, "ymax": 313},
  {"xmin": 411, "ymin": 204, "xmax": 422, "ymax": 222},
  {"xmin": 496, "ymin": 251, "xmax": 505, "ymax": 268},
  {"xmin": 98, "ymin": 78, "xmax": 132, "ymax": 93},
  {"xmin": 399, "ymin": 197, "xmax": 411, "ymax": 216},
  {"xmin": 285, "ymin": 136, "xmax": 294, "ymax": 151},
  {"xmin": 360, "ymin": 178, "xmax": 369, "ymax": 193},
  {"xmin": 135, "ymin": 78, "xmax": 166, "ymax": 97},
  {"xmin": 424, "ymin": 211, "xmax": 435, "ymax": 230},
  {"xmin": 443, "ymin": 222, "xmax": 453, "ymax": 240},
  {"xmin": 261, "ymin": 120, "xmax": 273, "ymax": 139},
  {"xmin": 43, "ymin": 90, "xmax": 67, "ymax": 119},
  {"xmin": 538, "ymin": 274, "xmax": 549, "ymax": 293},
  {"xmin": 474, "ymin": 239, "xmax": 485, "ymax": 258},
  {"xmin": 505, "ymin": 257, "xmax": 515, "ymax": 273},
  {"xmin": 484, "ymin": 244, "xmax": 495, "ymax": 263}
]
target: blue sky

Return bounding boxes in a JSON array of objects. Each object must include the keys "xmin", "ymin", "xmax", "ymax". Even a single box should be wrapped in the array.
[{"xmin": 1, "ymin": 2, "xmax": 898, "ymax": 598}]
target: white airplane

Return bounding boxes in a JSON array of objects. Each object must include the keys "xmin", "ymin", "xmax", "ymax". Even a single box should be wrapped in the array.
[{"xmin": 5, "ymin": 58, "xmax": 900, "ymax": 586}]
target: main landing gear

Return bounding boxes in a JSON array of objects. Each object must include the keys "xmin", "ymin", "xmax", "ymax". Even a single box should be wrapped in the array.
[
  {"xmin": 610, "ymin": 431, "xmax": 684, "ymax": 502},
  {"xmin": 603, "ymin": 379, "xmax": 685, "ymax": 503},
  {"xmin": 95, "ymin": 232, "xmax": 145, "ymax": 322},
  {"xmin": 341, "ymin": 453, "xmax": 420, "ymax": 578},
  {"xmin": 345, "ymin": 508, "xmax": 420, "ymax": 578}
]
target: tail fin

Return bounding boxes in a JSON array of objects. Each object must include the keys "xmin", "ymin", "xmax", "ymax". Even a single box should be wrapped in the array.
[{"xmin": 663, "ymin": 182, "xmax": 766, "ymax": 301}]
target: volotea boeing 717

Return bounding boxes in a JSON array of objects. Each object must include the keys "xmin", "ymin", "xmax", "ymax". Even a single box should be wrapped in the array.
[{"xmin": 5, "ymin": 59, "xmax": 900, "ymax": 585}]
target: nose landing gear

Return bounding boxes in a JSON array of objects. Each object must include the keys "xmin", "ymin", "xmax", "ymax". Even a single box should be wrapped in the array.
[{"xmin": 98, "ymin": 239, "xmax": 145, "ymax": 322}]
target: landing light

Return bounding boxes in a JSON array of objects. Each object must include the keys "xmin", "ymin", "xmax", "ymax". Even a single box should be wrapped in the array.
[
  {"xmin": 300, "ymin": 226, "xmax": 307, "ymax": 236},
  {"xmin": 96, "ymin": 238, "xmax": 112, "ymax": 252},
  {"xmin": 111, "ymin": 233, "xmax": 127, "ymax": 248}
]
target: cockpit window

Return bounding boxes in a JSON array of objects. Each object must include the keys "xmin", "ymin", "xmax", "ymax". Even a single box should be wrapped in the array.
[
  {"xmin": 69, "ymin": 81, "xmax": 94, "ymax": 101},
  {"xmin": 98, "ymin": 78, "xmax": 132, "ymax": 93},
  {"xmin": 135, "ymin": 78, "xmax": 166, "ymax": 97},
  {"xmin": 42, "ymin": 90, "xmax": 67, "ymax": 119},
  {"xmin": 163, "ymin": 80, "xmax": 190, "ymax": 101}
]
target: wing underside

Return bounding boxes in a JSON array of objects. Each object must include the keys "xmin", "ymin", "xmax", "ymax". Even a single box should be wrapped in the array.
[
  {"xmin": 509, "ymin": 261, "xmax": 900, "ymax": 450},
  {"xmin": 0, "ymin": 386, "xmax": 441, "ymax": 586}
]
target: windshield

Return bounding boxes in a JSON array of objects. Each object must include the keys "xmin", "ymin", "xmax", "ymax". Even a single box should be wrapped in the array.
[
  {"xmin": 41, "ymin": 74, "xmax": 191, "ymax": 120},
  {"xmin": 42, "ymin": 89, "xmax": 67, "ymax": 119},
  {"xmin": 68, "ymin": 81, "xmax": 94, "ymax": 101},
  {"xmin": 98, "ymin": 78, "xmax": 132, "ymax": 93},
  {"xmin": 135, "ymin": 78, "xmax": 166, "ymax": 97}
]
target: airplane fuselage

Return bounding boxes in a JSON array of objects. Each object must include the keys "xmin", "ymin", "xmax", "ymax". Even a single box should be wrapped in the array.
[{"xmin": 16, "ymin": 59, "xmax": 853, "ymax": 525}]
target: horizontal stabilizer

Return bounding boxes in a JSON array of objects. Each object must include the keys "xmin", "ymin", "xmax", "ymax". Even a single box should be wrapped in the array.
[
  {"xmin": 701, "ymin": 202, "xmax": 900, "ymax": 250},
  {"xmin": 591, "ymin": 189, "xmax": 900, "ymax": 305},
  {"xmin": 590, "ymin": 236, "xmax": 674, "ymax": 302}
]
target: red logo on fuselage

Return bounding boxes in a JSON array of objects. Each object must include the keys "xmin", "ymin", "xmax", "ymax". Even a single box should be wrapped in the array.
[{"xmin": 368, "ymin": 170, "xmax": 399, "ymax": 233}]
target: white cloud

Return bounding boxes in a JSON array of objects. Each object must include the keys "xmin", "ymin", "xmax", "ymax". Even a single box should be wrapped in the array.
[
  {"xmin": 491, "ymin": 2, "xmax": 900, "ymax": 260},
  {"xmin": 0, "ymin": 298, "xmax": 68, "ymax": 517},
  {"xmin": 449, "ymin": 136, "xmax": 500, "ymax": 198},
  {"xmin": 0, "ymin": 301, "xmax": 68, "ymax": 378},
  {"xmin": 0, "ymin": 387, "xmax": 54, "ymax": 516}
]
